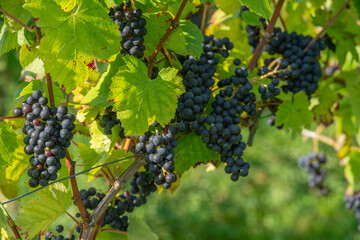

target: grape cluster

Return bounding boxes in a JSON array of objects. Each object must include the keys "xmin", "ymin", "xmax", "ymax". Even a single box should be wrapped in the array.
[
  {"xmin": 13, "ymin": 90, "xmax": 75, "ymax": 188},
  {"xmin": 298, "ymin": 152, "xmax": 329, "ymax": 195},
  {"xmin": 191, "ymin": 67, "xmax": 253, "ymax": 181},
  {"xmin": 46, "ymin": 225, "xmax": 75, "ymax": 240},
  {"xmin": 265, "ymin": 29, "xmax": 326, "ymax": 96},
  {"xmin": 109, "ymin": 1, "xmax": 147, "ymax": 58},
  {"xmin": 136, "ymin": 130, "xmax": 178, "ymax": 189},
  {"xmin": 344, "ymin": 192, "xmax": 360, "ymax": 231},
  {"xmin": 99, "ymin": 106, "xmax": 125, "ymax": 138},
  {"xmin": 173, "ymin": 35, "xmax": 234, "ymax": 124}
]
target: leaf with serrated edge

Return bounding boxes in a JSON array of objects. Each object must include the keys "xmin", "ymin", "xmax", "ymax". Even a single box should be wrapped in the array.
[
  {"xmin": 275, "ymin": 92, "xmax": 313, "ymax": 134},
  {"xmin": 0, "ymin": 122, "xmax": 18, "ymax": 169},
  {"xmin": 110, "ymin": 56, "xmax": 184, "ymax": 136},
  {"xmin": 24, "ymin": 0, "xmax": 121, "ymax": 92},
  {"xmin": 175, "ymin": 132, "xmax": 220, "ymax": 174},
  {"xmin": 16, "ymin": 183, "xmax": 72, "ymax": 238}
]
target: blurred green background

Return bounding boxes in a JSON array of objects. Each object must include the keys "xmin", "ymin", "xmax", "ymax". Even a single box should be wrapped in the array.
[{"xmin": 1, "ymin": 48, "xmax": 358, "ymax": 240}]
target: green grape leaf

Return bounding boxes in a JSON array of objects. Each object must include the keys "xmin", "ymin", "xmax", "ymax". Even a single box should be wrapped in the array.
[
  {"xmin": 175, "ymin": 132, "xmax": 220, "ymax": 174},
  {"xmin": 110, "ymin": 56, "xmax": 184, "ymax": 136},
  {"xmin": 100, "ymin": 0, "xmax": 117, "ymax": 9},
  {"xmin": 81, "ymin": 56, "xmax": 124, "ymax": 108},
  {"xmin": 143, "ymin": 13, "xmax": 170, "ymax": 54},
  {"xmin": 54, "ymin": 0, "xmax": 76, "ymax": 12},
  {"xmin": 240, "ymin": 0, "xmax": 272, "ymax": 19},
  {"xmin": 336, "ymin": 97, "xmax": 358, "ymax": 135},
  {"xmin": 21, "ymin": 57, "xmax": 45, "ymax": 81},
  {"xmin": 311, "ymin": 79, "xmax": 339, "ymax": 124},
  {"xmin": 344, "ymin": 149, "xmax": 360, "ymax": 193},
  {"xmin": 19, "ymin": 45, "xmax": 39, "ymax": 68},
  {"xmin": 97, "ymin": 231, "xmax": 128, "ymax": 240},
  {"xmin": 89, "ymin": 121, "xmax": 120, "ymax": 153},
  {"xmin": 242, "ymin": 11, "xmax": 262, "ymax": 25},
  {"xmin": 275, "ymin": 92, "xmax": 313, "ymax": 133},
  {"xmin": 165, "ymin": 20, "xmax": 204, "ymax": 58},
  {"xmin": 16, "ymin": 183, "xmax": 72, "ymax": 238},
  {"xmin": 16, "ymin": 80, "xmax": 43, "ymax": 99},
  {"xmin": 216, "ymin": 0, "xmax": 243, "ymax": 15},
  {"xmin": 0, "ymin": 0, "xmax": 31, "ymax": 33},
  {"xmin": 343, "ymin": 71, "xmax": 360, "ymax": 125},
  {"xmin": 24, "ymin": 0, "xmax": 121, "ymax": 92},
  {"xmin": 5, "ymin": 135, "xmax": 28, "ymax": 182},
  {"xmin": 167, "ymin": 1, "xmax": 198, "ymax": 21},
  {"xmin": 77, "ymin": 107, "xmax": 101, "ymax": 124},
  {"xmin": 0, "ymin": 122, "xmax": 18, "ymax": 169},
  {"xmin": 0, "ymin": 168, "xmax": 19, "ymax": 199},
  {"xmin": 0, "ymin": 205, "xmax": 13, "ymax": 239},
  {"xmin": 0, "ymin": 25, "xmax": 18, "ymax": 55},
  {"xmin": 127, "ymin": 216, "xmax": 158, "ymax": 240}
]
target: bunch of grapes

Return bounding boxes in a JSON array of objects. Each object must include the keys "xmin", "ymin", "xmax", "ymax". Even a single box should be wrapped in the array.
[
  {"xmin": 136, "ymin": 129, "xmax": 178, "ymax": 189},
  {"xmin": 173, "ymin": 35, "xmax": 234, "ymax": 124},
  {"xmin": 99, "ymin": 106, "xmax": 125, "ymax": 138},
  {"xmin": 298, "ymin": 152, "xmax": 329, "ymax": 195},
  {"xmin": 109, "ymin": 1, "xmax": 147, "ymax": 58},
  {"xmin": 344, "ymin": 192, "xmax": 360, "ymax": 232},
  {"xmin": 46, "ymin": 225, "xmax": 74, "ymax": 240},
  {"xmin": 13, "ymin": 90, "xmax": 75, "ymax": 188},
  {"xmin": 192, "ymin": 65, "xmax": 253, "ymax": 181}
]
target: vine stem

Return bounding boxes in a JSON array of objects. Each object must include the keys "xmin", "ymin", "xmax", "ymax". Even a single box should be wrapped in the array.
[
  {"xmin": 0, "ymin": 116, "xmax": 24, "ymax": 120},
  {"xmin": 46, "ymin": 73, "xmax": 55, "ymax": 107},
  {"xmin": 147, "ymin": 0, "xmax": 188, "ymax": 78},
  {"xmin": 304, "ymin": 0, "xmax": 351, "ymax": 52},
  {"xmin": 64, "ymin": 150, "xmax": 90, "ymax": 224},
  {"xmin": 0, "ymin": 7, "xmax": 34, "ymax": 32},
  {"xmin": 80, "ymin": 157, "xmax": 146, "ymax": 239},
  {"xmin": 247, "ymin": 0, "xmax": 285, "ymax": 71}
]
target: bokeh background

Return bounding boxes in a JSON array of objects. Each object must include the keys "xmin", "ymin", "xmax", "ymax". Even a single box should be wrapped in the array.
[{"xmin": 1, "ymin": 50, "xmax": 358, "ymax": 240}]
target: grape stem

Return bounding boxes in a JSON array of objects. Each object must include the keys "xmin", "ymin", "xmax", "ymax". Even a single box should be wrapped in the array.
[
  {"xmin": 304, "ymin": 0, "xmax": 351, "ymax": 52},
  {"xmin": 0, "ymin": 116, "xmax": 24, "ymax": 120},
  {"xmin": 5, "ymin": 212, "xmax": 21, "ymax": 239},
  {"xmin": 161, "ymin": 48, "xmax": 175, "ymax": 68},
  {"xmin": 100, "ymin": 229, "xmax": 127, "ymax": 235},
  {"xmin": 147, "ymin": 0, "xmax": 188, "ymax": 78},
  {"xmin": 45, "ymin": 73, "xmax": 55, "ymax": 107},
  {"xmin": 65, "ymin": 211, "xmax": 81, "ymax": 226},
  {"xmin": 100, "ymin": 168, "xmax": 114, "ymax": 184},
  {"xmin": 64, "ymin": 150, "xmax": 91, "ymax": 224},
  {"xmin": 0, "ymin": 7, "xmax": 34, "ymax": 32},
  {"xmin": 247, "ymin": 0, "xmax": 285, "ymax": 72},
  {"xmin": 200, "ymin": 2, "xmax": 209, "ymax": 34},
  {"xmin": 80, "ymin": 156, "xmax": 146, "ymax": 239}
]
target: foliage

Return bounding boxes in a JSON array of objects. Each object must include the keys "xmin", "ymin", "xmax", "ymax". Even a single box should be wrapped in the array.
[{"xmin": 0, "ymin": 0, "xmax": 359, "ymax": 239}]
